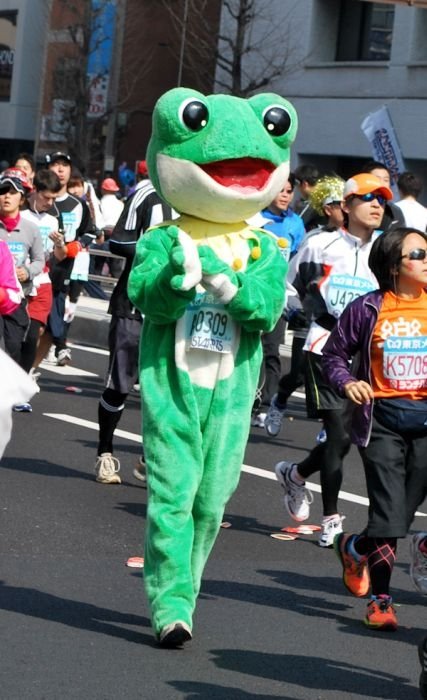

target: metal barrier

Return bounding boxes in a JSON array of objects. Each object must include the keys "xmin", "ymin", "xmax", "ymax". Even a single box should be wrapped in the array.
[{"xmin": 87, "ymin": 247, "xmax": 124, "ymax": 286}]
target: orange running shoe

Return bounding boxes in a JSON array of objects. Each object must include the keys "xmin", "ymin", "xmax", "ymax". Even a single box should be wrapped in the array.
[
  {"xmin": 364, "ymin": 596, "xmax": 397, "ymax": 631},
  {"xmin": 333, "ymin": 533, "xmax": 370, "ymax": 597}
]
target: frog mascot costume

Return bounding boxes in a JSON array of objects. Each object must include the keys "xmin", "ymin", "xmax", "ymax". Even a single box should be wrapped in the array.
[{"xmin": 128, "ymin": 88, "xmax": 298, "ymax": 647}]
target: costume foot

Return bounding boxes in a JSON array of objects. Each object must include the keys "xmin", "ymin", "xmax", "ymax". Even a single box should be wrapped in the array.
[{"xmin": 158, "ymin": 621, "xmax": 192, "ymax": 648}]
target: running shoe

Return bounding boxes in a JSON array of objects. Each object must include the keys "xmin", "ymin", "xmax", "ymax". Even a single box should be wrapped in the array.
[
  {"xmin": 95, "ymin": 453, "xmax": 121, "ymax": 484},
  {"xmin": 159, "ymin": 621, "xmax": 192, "ymax": 648},
  {"xmin": 316, "ymin": 428, "xmax": 327, "ymax": 444},
  {"xmin": 410, "ymin": 532, "xmax": 427, "ymax": 594},
  {"xmin": 251, "ymin": 412, "xmax": 266, "ymax": 428},
  {"xmin": 265, "ymin": 394, "xmax": 286, "ymax": 437},
  {"xmin": 29, "ymin": 368, "xmax": 41, "ymax": 384},
  {"xmin": 419, "ymin": 636, "xmax": 427, "ymax": 699},
  {"xmin": 364, "ymin": 595, "xmax": 397, "ymax": 631},
  {"xmin": 12, "ymin": 403, "xmax": 32, "ymax": 412},
  {"xmin": 133, "ymin": 453, "xmax": 146, "ymax": 484},
  {"xmin": 275, "ymin": 461, "xmax": 313, "ymax": 522},
  {"xmin": 57, "ymin": 348, "xmax": 72, "ymax": 366},
  {"xmin": 318, "ymin": 514, "xmax": 345, "ymax": 548},
  {"xmin": 333, "ymin": 532, "xmax": 370, "ymax": 597}
]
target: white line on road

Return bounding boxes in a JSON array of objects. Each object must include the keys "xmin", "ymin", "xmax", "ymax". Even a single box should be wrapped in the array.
[
  {"xmin": 45, "ymin": 412, "xmax": 426, "ymax": 515},
  {"xmin": 40, "ymin": 364, "xmax": 98, "ymax": 377},
  {"xmin": 68, "ymin": 343, "xmax": 110, "ymax": 356}
]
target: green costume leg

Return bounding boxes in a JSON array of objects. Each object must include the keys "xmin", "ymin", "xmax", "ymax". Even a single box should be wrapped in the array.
[
  {"xmin": 190, "ymin": 378, "xmax": 256, "ymax": 598},
  {"xmin": 142, "ymin": 373, "xmax": 203, "ymax": 636},
  {"xmin": 142, "ymin": 344, "xmax": 260, "ymax": 636}
]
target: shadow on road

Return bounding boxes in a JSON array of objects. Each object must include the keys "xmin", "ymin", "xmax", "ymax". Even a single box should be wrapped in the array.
[
  {"xmin": 169, "ymin": 681, "xmax": 296, "ymax": 700},
  {"xmin": 0, "ymin": 580, "xmax": 153, "ymax": 645},
  {"xmin": 0, "ymin": 457, "xmax": 95, "ymax": 480},
  {"xmin": 209, "ymin": 649, "xmax": 418, "ymax": 699}
]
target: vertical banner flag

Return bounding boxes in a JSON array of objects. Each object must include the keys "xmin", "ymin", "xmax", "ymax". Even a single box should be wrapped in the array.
[
  {"xmin": 361, "ymin": 106, "xmax": 406, "ymax": 192},
  {"xmin": 87, "ymin": 0, "xmax": 116, "ymax": 118}
]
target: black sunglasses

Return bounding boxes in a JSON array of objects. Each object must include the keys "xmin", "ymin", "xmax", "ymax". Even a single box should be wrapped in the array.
[
  {"xmin": 400, "ymin": 248, "xmax": 427, "ymax": 261},
  {"xmin": 354, "ymin": 192, "xmax": 386, "ymax": 206}
]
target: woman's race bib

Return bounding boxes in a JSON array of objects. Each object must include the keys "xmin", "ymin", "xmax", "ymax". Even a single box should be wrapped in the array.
[{"xmin": 383, "ymin": 335, "xmax": 427, "ymax": 391}]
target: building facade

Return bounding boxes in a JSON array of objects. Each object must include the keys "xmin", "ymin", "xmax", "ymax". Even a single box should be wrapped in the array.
[
  {"xmin": 0, "ymin": 0, "xmax": 49, "ymax": 165},
  {"xmin": 226, "ymin": 0, "xmax": 427, "ymax": 196},
  {"xmin": 0, "ymin": 0, "xmax": 425, "ymax": 197}
]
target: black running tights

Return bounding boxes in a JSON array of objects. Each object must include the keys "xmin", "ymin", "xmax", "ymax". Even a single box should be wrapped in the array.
[{"xmin": 297, "ymin": 409, "xmax": 351, "ymax": 516}]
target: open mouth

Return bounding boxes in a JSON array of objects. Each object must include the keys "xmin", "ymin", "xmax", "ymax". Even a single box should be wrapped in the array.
[{"xmin": 199, "ymin": 157, "xmax": 275, "ymax": 191}]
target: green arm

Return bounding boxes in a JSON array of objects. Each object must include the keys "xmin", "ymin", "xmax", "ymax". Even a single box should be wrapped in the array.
[
  {"xmin": 227, "ymin": 233, "xmax": 287, "ymax": 333},
  {"xmin": 128, "ymin": 225, "xmax": 197, "ymax": 324}
]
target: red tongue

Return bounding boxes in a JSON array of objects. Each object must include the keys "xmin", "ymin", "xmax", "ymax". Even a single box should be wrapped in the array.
[{"xmin": 200, "ymin": 157, "xmax": 275, "ymax": 190}]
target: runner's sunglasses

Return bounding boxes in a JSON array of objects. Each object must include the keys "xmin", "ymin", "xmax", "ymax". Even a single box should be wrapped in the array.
[
  {"xmin": 354, "ymin": 192, "xmax": 386, "ymax": 206},
  {"xmin": 400, "ymin": 248, "xmax": 427, "ymax": 261}
]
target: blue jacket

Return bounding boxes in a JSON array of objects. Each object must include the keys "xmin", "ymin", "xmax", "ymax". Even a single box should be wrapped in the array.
[
  {"xmin": 261, "ymin": 207, "xmax": 305, "ymax": 258},
  {"xmin": 322, "ymin": 290, "xmax": 383, "ymax": 447}
]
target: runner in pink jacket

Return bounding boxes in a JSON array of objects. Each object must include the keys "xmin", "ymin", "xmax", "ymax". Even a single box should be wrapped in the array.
[{"xmin": 0, "ymin": 239, "xmax": 21, "ymax": 317}]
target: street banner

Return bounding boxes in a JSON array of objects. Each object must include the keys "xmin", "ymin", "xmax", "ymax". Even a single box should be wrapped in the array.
[
  {"xmin": 361, "ymin": 106, "xmax": 406, "ymax": 191},
  {"xmin": 87, "ymin": 0, "xmax": 116, "ymax": 118}
]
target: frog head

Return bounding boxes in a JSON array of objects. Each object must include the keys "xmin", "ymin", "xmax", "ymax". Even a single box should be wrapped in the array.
[{"xmin": 147, "ymin": 88, "xmax": 298, "ymax": 224}]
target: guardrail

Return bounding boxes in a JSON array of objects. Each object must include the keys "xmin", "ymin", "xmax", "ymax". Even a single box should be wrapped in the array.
[{"xmin": 87, "ymin": 247, "xmax": 124, "ymax": 286}]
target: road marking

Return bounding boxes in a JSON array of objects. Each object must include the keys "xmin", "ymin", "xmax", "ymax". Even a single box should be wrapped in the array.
[
  {"xmin": 68, "ymin": 343, "xmax": 109, "ymax": 357},
  {"xmin": 44, "ymin": 414, "xmax": 140, "ymax": 442},
  {"xmin": 44, "ymin": 412, "xmax": 426, "ymax": 516},
  {"xmin": 40, "ymin": 365, "xmax": 98, "ymax": 377}
]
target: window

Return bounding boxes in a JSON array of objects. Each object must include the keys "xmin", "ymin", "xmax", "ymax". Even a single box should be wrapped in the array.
[
  {"xmin": 0, "ymin": 10, "xmax": 17, "ymax": 101},
  {"xmin": 336, "ymin": 1, "xmax": 394, "ymax": 61}
]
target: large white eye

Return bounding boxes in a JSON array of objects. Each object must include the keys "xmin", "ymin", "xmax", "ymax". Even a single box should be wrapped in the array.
[
  {"xmin": 179, "ymin": 98, "xmax": 209, "ymax": 132},
  {"xmin": 262, "ymin": 104, "xmax": 292, "ymax": 136}
]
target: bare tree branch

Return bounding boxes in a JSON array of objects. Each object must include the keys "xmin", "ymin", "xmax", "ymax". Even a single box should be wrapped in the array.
[{"xmin": 161, "ymin": 0, "xmax": 305, "ymax": 98}]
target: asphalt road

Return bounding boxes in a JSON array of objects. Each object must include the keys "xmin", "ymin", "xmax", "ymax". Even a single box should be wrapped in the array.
[{"xmin": 1, "ymin": 341, "xmax": 426, "ymax": 700}]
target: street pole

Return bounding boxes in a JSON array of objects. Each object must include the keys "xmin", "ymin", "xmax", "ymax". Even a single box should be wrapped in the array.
[{"xmin": 177, "ymin": 0, "xmax": 189, "ymax": 87}]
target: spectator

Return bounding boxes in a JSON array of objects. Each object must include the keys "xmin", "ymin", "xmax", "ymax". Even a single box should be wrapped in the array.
[
  {"xmin": 293, "ymin": 163, "xmax": 323, "ymax": 230},
  {"xmin": 12, "ymin": 153, "xmax": 36, "ymax": 187},
  {"xmin": 361, "ymin": 159, "xmax": 405, "ymax": 232},
  {"xmin": 34, "ymin": 152, "xmax": 91, "ymax": 367},
  {"xmin": 0, "ymin": 238, "xmax": 22, "ymax": 344},
  {"xmin": 94, "ymin": 167, "xmax": 174, "ymax": 484},
  {"xmin": 99, "ymin": 177, "xmax": 124, "ymax": 229},
  {"xmin": 0, "ymin": 168, "xmax": 43, "ymax": 371},
  {"xmin": 322, "ymin": 226, "xmax": 427, "ymax": 631},
  {"xmin": 264, "ymin": 175, "xmax": 345, "ymax": 438},
  {"xmin": 20, "ymin": 169, "xmax": 62, "ymax": 375},
  {"xmin": 273, "ymin": 173, "xmax": 392, "ymax": 548},
  {"xmin": 395, "ymin": 171, "xmax": 427, "ymax": 232},
  {"xmin": 251, "ymin": 174, "xmax": 305, "ymax": 427}
]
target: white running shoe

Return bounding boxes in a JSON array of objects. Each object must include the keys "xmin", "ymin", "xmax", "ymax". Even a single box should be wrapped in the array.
[
  {"xmin": 29, "ymin": 368, "xmax": 41, "ymax": 384},
  {"xmin": 318, "ymin": 514, "xmax": 345, "ymax": 548},
  {"xmin": 95, "ymin": 453, "xmax": 121, "ymax": 484},
  {"xmin": 275, "ymin": 461, "xmax": 313, "ymax": 522},
  {"xmin": 57, "ymin": 348, "xmax": 72, "ymax": 366},
  {"xmin": 133, "ymin": 454, "xmax": 146, "ymax": 484},
  {"xmin": 265, "ymin": 394, "xmax": 286, "ymax": 437},
  {"xmin": 44, "ymin": 345, "xmax": 57, "ymax": 365},
  {"xmin": 251, "ymin": 412, "xmax": 266, "ymax": 428},
  {"xmin": 410, "ymin": 532, "xmax": 427, "ymax": 594}
]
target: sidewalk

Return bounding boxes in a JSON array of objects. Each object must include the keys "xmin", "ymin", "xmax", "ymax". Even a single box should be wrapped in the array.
[{"xmin": 70, "ymin": 295, "xmax": 110, "ymax": 349}]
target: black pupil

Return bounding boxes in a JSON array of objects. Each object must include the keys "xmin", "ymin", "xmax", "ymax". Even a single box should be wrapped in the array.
[
  {"xmin": 263, "ymin": 107, "xmax": 291, "ymax": 136},
  {"xmin": 182, "ymin": 101, "xmax": 208, "ymax": 131}
]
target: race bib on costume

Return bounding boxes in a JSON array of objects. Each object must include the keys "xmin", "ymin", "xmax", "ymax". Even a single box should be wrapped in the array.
[
  {"xmin": 382, "ymin": 335, "xmax": 427, "ymax": 391},
  {"xmin": 185, "ymin": 292, "xmax": 236, "ymax": 354},
  {"xmin": 326, "ymin": 274, "xmax": 375, "ymax": 318}
]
